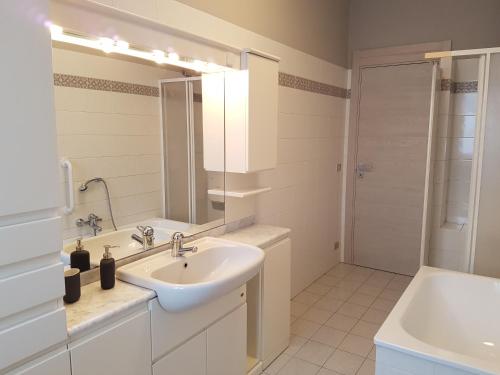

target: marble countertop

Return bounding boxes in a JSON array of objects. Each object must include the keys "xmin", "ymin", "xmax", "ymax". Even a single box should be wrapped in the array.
[
  {"xmin": 220, "ymin": 224, "xmax": 290, "ymax": 249},
  {"xmin": 65, "ymin": 224, "xmax": 290, "ymax": 337},
  {"xmin": 65, "ymin": 280, "xmax": 155, "ymax": 337}
]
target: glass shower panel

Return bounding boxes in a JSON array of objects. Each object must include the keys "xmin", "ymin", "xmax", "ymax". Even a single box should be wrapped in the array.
[
  {"xmin": 472, "ymin": 53, "xmax": 500, "ymax": 277},
  {"xmin": 162, "ymin": 81, "xmax": 190, "ymax": 223},
  {"xmin": 428, "ymin": 56, "xmax": 480, "ymax": 272}
]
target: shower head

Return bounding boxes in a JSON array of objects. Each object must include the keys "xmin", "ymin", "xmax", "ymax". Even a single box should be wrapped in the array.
[{"xmin": 79, "ymin": 177, "xmax": 104, "ymax": 192}]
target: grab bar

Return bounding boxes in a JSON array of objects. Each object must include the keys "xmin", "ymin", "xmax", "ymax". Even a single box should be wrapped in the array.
[{"xmin": 61, "ymin": 158, "xmax": 74, "ymax": 214}]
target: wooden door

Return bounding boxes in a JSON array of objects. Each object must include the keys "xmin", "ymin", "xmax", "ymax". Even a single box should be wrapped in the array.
[{"xmin": 353, "ymin": 62, "xmax": 434, "ymax": 275}]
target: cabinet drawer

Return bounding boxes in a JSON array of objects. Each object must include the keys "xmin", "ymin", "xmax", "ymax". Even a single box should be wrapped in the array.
[
  {"xmin": 70, "ymin": 310, "xmax": 151, "ymax": 375},
  {"xmin": 6, "ymin": 347, "xmax": 70, "ymax": 375},
  {"xmin": 0, "ymin": 217, "xmax": 61, "ymax": 267},
  {"xmin": 0, "ymin": 307, "xmax": 67, "ymax": 371},
  {"xmin": 0, "ymin": 263, "xmax": 64, "ymax": 319},
  {"xmin": 153, "ymin": 331, "xmax": 206, "ymax": 375}
]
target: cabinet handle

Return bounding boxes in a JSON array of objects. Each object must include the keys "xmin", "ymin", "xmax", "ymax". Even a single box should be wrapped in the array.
[{"xmin": 61, "ymin": 158, "xmax": 74, "ymax": 214}]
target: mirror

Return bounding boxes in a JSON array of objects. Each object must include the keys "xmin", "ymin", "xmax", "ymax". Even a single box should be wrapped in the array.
[{"xmin": 52, "ymin": 41, "xmax": 225, "ymax": 271}]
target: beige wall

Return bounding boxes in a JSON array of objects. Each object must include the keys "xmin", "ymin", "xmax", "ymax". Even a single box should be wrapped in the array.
[
  {"xmin": 174, "ymin": 0, "xmax": 350, "ymax": 67},
  {"xmin": 348, "ymin": 0, "xmax": 500, "ymax": 66}
]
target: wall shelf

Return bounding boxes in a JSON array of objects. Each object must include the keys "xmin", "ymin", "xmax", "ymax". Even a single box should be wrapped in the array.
[{"xmin": 207, "ymin": 187, "xmax": 271, "ymax": 198}]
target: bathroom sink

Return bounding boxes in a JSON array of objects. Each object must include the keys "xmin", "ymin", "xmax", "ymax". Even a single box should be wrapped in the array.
[
  {"xmin": 116, "ymin": 237, "xmax": 265, "ymax": 312},
  {"xmin": 61, "ymin": 226, "xmax": 172, "ymax": 267}
]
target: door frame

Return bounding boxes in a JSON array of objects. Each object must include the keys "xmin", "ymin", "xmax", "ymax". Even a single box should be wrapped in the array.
[{"xmin": 343, "ymin": 41, "xmax": 451, "ymax": 265}]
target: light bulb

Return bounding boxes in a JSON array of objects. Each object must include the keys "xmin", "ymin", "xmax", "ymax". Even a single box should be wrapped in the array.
[
  {"xmin": 49, "ymin": 24, "xmax": 63, "ymax": 37},
  {"xmin": 152, "ymin": 50, "xmax": 166, "ymax": 64},
  {"xmin": 99, "ymin": 37, "xmax": 114, "ymax": 53},
  {"xmin": 168, "ymin": 52, "xmax": 180, "ymax": 61},
  {"xmin": 115, "ymin": 40, "xmax": 129, "ymax": 51}
]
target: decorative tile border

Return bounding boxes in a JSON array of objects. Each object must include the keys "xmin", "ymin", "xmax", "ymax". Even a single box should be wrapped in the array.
[
  {"xmin": 278, "ymin": 72, "xmax": 349, "ymax": 98},
  {"xmin": 54, "ymin": 73, "xmax": 159, "ymax": 97},
  {"xmin": 440, "ymin": 79, "xmax": 478, "ymax": 93},
  {"xmin": 54, "ymin": 72, "xmax": 350, "ymax": 99},
  {"xmin": 453, "ymin": 80, "xmax": 478, "ymax": 94}
]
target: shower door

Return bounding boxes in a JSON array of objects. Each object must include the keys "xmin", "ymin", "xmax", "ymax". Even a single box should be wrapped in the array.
[{"xmin": 352, "ymin": 62, "xmax": 435, "ymax": 275}]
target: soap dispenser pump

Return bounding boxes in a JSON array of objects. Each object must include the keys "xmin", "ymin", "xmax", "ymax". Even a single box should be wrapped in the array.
[
  {"xmin": 100, "ymin": 245, "xmax": 118, "ymax": 290},
  {"xmin": 70, "ymin": 238, "xmax": 90, "ymax": 272}
]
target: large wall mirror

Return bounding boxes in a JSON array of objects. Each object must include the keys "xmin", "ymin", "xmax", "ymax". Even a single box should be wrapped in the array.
[{"xmin": 52, "ymin": 38, "xmax": 226, "ymax": 271}]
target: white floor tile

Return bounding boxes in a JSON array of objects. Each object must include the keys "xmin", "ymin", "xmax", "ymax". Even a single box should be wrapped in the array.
[
  {"xmin": 314, "ymin": 297, "xmax": 344, "ymax": 313},
  {"xmin": 295, "ymin": 340, "xmax": 335, "ymax": 366},
  {"xmin": 284, "ymin": 335, "xmax": 308, "ymax": 356},
  {"xmin": 337, "ymin": 303, "xmax": 368, "ymax": 319},
  {"xmin": 311, "ymin": 325, "xmax": 347, "ymax": 347},
  {"xmin": 347, "ymin": 292, "xmax": 377, "ymax": 307},
  {"xmin": 325, "ymin": 313, "xmax": 358, "ymax": 332},
  {"xmin": 285, "ymin": 263, "xmax": 413, "ymax": 375},
  {"xmin": 264, "ymin": 353, "xmax": 291, "ymax": 375},
  {"xmin": 361, "ymin": 307, "xmax": 388, "ymax": 325},
  {"xmin": 338, "ymin": 334, "xmax": 373, "ymax": 357},
  {"xmin": 277, "ymin": 357, "xmax": 321, "ymax": 375},
  {"xmin": 350, "ymin": 320, "xmax": 380, "ymax": 340},
  {"xmin": 302, "ymin": 307, "xmax": 333, "ymax": 324},
  {"xmin": 291, "ymin": 318, "xmax": 322, "ymax": 338},
  {"xmin": 323, "ymin": 349, "xmax": 364, "ymax": 375},
  {"xmin": 294, "ymin": 291, "xmax": 322, "ymax": 306},
  {"xmin": 357, "ymin": 359, "xmax": 375, "ymax": 375},
  {"xmin": 291, "ymin": 301, "xmax": 310, "ymax": 317}
]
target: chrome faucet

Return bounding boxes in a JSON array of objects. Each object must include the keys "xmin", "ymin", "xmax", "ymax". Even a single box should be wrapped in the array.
[
  {"xmin": 131, "ymin": 225, "xmax": 155, "ymax": 250},
  {"xmin": 170, "ymin": 232, "xmax": 198, "ymax": 257},
  {"xmin": 76, "ymin": 213, "xmax": 103, "ymax": 236}
]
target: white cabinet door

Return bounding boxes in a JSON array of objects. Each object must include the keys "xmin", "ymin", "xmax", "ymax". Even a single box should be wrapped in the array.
[
  {"xmin": 207, "ymin": 304, "xmax": 247, "ymax": 375},
  {"xmin": 224, "ymin": 52, "xmax": 279, "ymax": 173},
  {"xmin": 7, "ymin": 348, "xmax": 70, "ymax": 375},
  {"xmin": 262, "ymin": 239, "xmax": 291, "ymax": 369},
  {"xmin": 244, "ymin": 53, "xmax": 278, "ymax": 172},
  {"xmin": 153, "ymin": 331, "xmax": 206, "ymax": 375},
  {"xmin": 70, "ymin": 310, "xmax": 151, "ymax": 375}
]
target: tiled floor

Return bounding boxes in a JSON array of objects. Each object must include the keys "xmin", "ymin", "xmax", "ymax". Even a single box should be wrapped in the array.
[{"xmin": 265, "ymin": 263, "xmax": 412, "ymax": 375}]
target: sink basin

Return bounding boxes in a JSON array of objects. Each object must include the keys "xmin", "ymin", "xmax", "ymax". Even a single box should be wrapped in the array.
[
  {"xmin": 61, "ymin": 227, "xmax": 172, "ymax": 267},
  {"xmin": 116, "ymin": 237, "xmax": 265, "ymax": 312}
]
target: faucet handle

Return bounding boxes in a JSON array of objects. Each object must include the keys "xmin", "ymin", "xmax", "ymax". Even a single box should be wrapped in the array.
[
  {"xmin": 137, "ymin": 225, "xmax": 154, "ymax": 236},
  {"xmin": 171, "ymin": 231, "xmax": 185, "ymax": 244}
]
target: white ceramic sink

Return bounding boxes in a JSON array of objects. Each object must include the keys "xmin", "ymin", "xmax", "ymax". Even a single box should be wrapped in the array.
[
  {"xmin": 116, "ymin": 237, "xmax": 265, "ymax": 312},
  {"xmin": 62, "ymin": 227, "xmax": 172, "ymax": 267}
]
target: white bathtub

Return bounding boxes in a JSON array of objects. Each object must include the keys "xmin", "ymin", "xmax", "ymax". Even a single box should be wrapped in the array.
[{"xmin": 375, "ymin": 266, "xmax": 500, "ymax": 375}]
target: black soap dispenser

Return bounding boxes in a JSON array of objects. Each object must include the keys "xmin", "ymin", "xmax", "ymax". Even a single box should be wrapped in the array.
[
  {"xmin": 100, "ymin": 245, "xmax": 118, "ymax": 290},
  {"xmin": 70, "ymin": 238, "xmax": 90, "ymax": 272}
]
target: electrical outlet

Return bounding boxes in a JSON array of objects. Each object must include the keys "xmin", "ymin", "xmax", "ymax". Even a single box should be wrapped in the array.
[
  {"xmin": 336, "ymin": 163, "xmax": 342, "ymax": 172},
  {"xmin": 334, "ymin": 241, "xmax": 340, "ymax": 250}
]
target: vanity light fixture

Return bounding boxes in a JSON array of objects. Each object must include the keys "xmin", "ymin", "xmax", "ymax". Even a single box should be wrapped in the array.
[{"xmin": 48, "ymin": 23, "xmax": 230, "ymax": 73}]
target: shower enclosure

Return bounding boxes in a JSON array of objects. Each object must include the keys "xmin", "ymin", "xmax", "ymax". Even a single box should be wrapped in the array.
[
  {"xmin": 160, "ymin": 77, "xmax": 225, "ymax": 226},
  {"xmin": 426, "ymin": 48, "xmax": 500, "ymax": 277}
]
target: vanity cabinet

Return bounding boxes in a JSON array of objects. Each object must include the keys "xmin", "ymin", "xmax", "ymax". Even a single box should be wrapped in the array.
[
  {"xmin": 203, "ymin": 51, "xmax": 279, "ymax": 173},
  {"xmin": 69, "ymin": 309, "xmax": 151, "ymax": 375},
  {"xmin": 153, "ymin": 304, "xmax": 247, "ymax": 375},
  {"xmin": 261, "ymin": 238, "xmax": 291, "ymax": 369}
]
